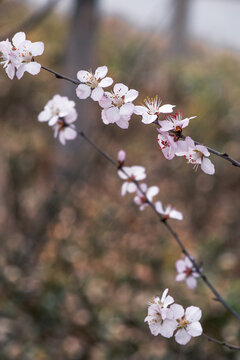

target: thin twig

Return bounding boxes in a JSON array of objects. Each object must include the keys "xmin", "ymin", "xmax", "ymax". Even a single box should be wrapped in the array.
[
  {"xmin": 41, "ymin": 66, "xmax": 80, "ymax": 85},
  {"xmin": 41, "ymin": 65, "xmax": 240, "ymax": 321},
  {"xmin": 203, "ymin": 333, "xmax": 240, "ymax": 351}
]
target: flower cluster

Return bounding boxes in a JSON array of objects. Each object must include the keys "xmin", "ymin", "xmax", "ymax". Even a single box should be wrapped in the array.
[
  {"xmin": 0, "ymin": 32, "xmax": 44, "ymax": 79},
  {"xmin": 157, "ymin": 112, "xmax": 215, "ymax": 175},
  {"xmin": 38, "ymin": 95, "xmax": 78, "ymax": 145},
  {"xmin": 176, "ymin": 256, "xmax": 201, "ymax": 289},
  {"xmin": 145, "ymin": 289, "xmax": 203, "ymax": 345},
  {"xmin": 117, "ymin": 150, "xmax": 183, "ymax": 218}
]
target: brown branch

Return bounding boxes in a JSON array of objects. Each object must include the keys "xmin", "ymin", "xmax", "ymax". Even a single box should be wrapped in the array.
[
  {"xmin": 203, "ymin": 333, "xmax": 240, "ymax": 351},
  {"xmin": 40, "ymin": 64, "xmax": 240, "ymax": 322}
]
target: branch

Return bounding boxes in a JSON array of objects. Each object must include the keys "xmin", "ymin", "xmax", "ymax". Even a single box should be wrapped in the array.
[
  {"xmin": 40, "ymin": 64, "xmax": 240, "ymax": 322},
  {"xmin": 203, "ymin": 333, "xmax": 240, "ymax": 351}
]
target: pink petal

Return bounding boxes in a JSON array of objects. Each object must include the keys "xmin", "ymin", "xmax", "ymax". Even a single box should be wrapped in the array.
[
  {"xmin": 159, "ymin": 120, "xmax": 174, "ymax": 132},
  {"xmin": 6, "ymin": 63, "xmax": 15, "ymax": 79},
  {"xmin": 186, "ymin": 276, "xmax": 197, "ymax": 289},
  {"xmin": 175, "ymin": 260, "xmax": 186, "ymax": 273},
  {"xmin": 105, "ymin": 107, "xmax": 120, "ymax": 123},
  {"xmin": 59, "ymin": 131, "xmax": 66, "ymax": 145},
  {"xmin": 121, "ymin": 182, "xmax": 128, "ymax": 196},
  {"xmin": 134, "ymin": 105, "xmax": 147, "ymax": 115},
  {"xmin": 119, "ymin": 103, "xmax": 134, "ymax": 116},
  {"xmin": 113, "ymin": 83, "xmax": 128, "ymax": 97},
  {"xmin": 64, "ymin": 127, "xmax": 77, "ymax": 140},
  {"xmin": 170, "ymin": 304, "xmax": 184, "ymax": 320},
  {"xmin": 142, "ymin": 113, "xmax": 157, "ymax": 124},
  {"xmin": 48, "ymin": 115, "xmax": 59, "ymax": 126},
  {"xmin": 116, "ymin": 116, "xmax": 130, "ymax": 129},
  {"xmin": 175, "ymin": 273, "xmax": 186, "ymax": 281},
  {"xmin": 99, "ymin": 95, "xmax": 112, "ymax": 109},
  {"xmin": 76, "ymin": 84, "xmax": 91, "ymax": 99},
  {"xmin": 38, "ymin": 109, "xmax": 51, "ymax": 122}
]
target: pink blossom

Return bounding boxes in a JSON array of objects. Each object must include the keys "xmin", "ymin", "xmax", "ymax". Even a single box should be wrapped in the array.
[
  {"xmin": 157, "ymin": 131, "xmax": 179, "ymax": 160},
  {"xmin": 175, "ymin": 256, "xmax": 200, "ymax": 289},
  {"xmin": 134, "ymin": 96, "xmax": 175, "ymax": 124},
  {"xmin": 38, "ymin": 95, "xmax": 78, "ymax": 145},
  {"xmin": 145, "ymin": 289, "xmax": 177, "ymax": 337},
  {"xmin": 117, "ymin": 150, "xmax": 126, "ymax": 166},
  {"xmin": 170, "ymin": 304, "xmax": 203, "ymax": 345},
  {"xmin": 176, "ymin": 136, "xmax": 215, "ymax": 175},
  {"xmin": 0, "ymin": 32, "xmax": 44, "ymax": 79},
  {"xmin": 159, "ymin": 111, "xmax": 196, "ymax": 132},
  {"xmin": 100, "ymin": 83, "xmax": 138, "ymax": 129},
  {"xmin": 76, "ymin": 66, "xmax": 113, "ymax": 101},
  {"xmin": 118, "ymin": 166, "xmax": 146, "ymax": 196},
  {"xmin": 155, "ymin": 201, "xmax": 183, "ymax": 221},
  {"xmin": 134, "ymin": 183, "xmax": 159, "ymax": 211}
]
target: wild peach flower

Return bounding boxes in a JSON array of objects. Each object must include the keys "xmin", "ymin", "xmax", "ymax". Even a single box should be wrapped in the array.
[
  {"xmin": 0, "ymin": 32, "xmax": 44, "ymax": 79},
  {"xmin": 38, "ymin": 95, "xmax": 78, "ymax": 145},
  {"xmin": 118, "ymin": 166, "xmax": 146, "ymax": 196},
  {"xmin": 117, "ymin": 150, "xmax": 126, "ymax": 166},
  {"xmin": 100, "ymin": 83, "xmax": 138, "ymax": 129},
  {"xmin": 170, "ymin": 304, "xmax": 203, "ymax": 345},
  {"xmin": 157, "ymin": 131, "xmax": 179, "ymax": 160},
  {"xmin": 176, "ymin": 136, "xmax": 215, "ymax": 175},
  {"xmin": 134, "ymin": 96, "xmax": 175, "ymax": 124},
  {"xmin": 175, "ymin": 256, "xmax": 200, "ymax": 289},
  {"xmin": 134, "ymin": 183, "xmax": 159, "ymax": 211},
  {"xmin": 155, "ymin": 201, "xmax": 183, "ymax": 221},
  {"xmin": 76, "ymin": 66, "xmax": 113, "ymax": 101},
  {"xmin": 159, "ymin": 111, "xmax": 196, "ymax": 133},
  {"xmin": 145, "ymin": 289, "xmax": 177, "ymax": 337}
]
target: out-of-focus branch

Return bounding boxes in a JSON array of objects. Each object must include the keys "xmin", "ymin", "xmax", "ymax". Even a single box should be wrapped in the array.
[
  {"xmin": 203, "ymin": 333, "xmax": 240, "ymax": 351},
  {"xmin": 1, "ymin": 0, "xmax": 60, "ymax": 41}
]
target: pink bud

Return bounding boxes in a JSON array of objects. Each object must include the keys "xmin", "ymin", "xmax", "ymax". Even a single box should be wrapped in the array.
[{"xmin": 118, "ymin": 150, "xmax": 126, "ymax": 165}]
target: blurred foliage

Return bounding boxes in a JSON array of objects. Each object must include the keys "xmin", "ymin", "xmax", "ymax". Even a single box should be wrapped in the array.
[{"xmin": 0, "ymin": 1, "xmax": 240, "ymax": 359}]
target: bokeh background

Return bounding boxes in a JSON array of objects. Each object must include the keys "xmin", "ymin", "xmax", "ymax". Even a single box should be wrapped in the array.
[{"xmin": 0, "ymin": 0, "xmax": 240, "ymax": 359}]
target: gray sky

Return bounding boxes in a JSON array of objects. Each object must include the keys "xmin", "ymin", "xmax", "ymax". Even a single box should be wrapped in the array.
[{"xmin": 22, "ymin": 0, "xmax": 240, "ymax": 51}]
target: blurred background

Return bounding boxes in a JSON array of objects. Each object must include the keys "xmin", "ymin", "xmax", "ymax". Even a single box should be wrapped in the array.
[{"xmin": 0, "ymin": 0, "xmax": 240, "ymax": 359}]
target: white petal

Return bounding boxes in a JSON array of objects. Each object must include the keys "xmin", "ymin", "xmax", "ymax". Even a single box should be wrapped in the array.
[
  {"xmin": 38, "ymin": 109, "xmax": 51, "ymax": 122},
  {"xmin": 159, "ymin": 319, "xmax": 177, "ymax": 338},
  {"xmin": 142, "ymin": 113, "xmax": 157, "ymax": 124},
  {"xmin": 121, "ymin": 182, "xmax": 128, "ymax": 196},
  {"xmin": 24, "ymin": 62, "xmax": 41, "ymax": 75},
  {"xmin": 16, "ymin": 64, "xmax": 26, "ymax": 79},
  {"xmin": 155, "ymin": 201, "xmax": 164, "ymax": 215},
  {"xmin": 163, "ymin": 295, "xmax": 174, "ymax": 307},
  {"xmin": 201, "ymin": 157, "xmax": 215, "ymax": 175},
  {"xmin": 113, "ymin": 83, "xmax": 128, "ymax": 97},
  {"xmin": 147, "ymin": 186, "xmax": 159, "ymax": 200},
  {"xmin": 59, "ymin": 131, "xmax": 66, "ymax": 145},
  {"xmin": 119, "ymin": 103, "xmax": 134, "ymax": 116},
  {"xmin": 98, "ymin": 77, "xmax": 113, "ymax": 87},
  {"xmin": 187, "ymin": 322, "xmax": 203, "ymax": 337},
  {"xmin": 105, "ymin": 107, "xmax": 120, "ymax": 123},
  {"xmin": 159, "ymin": 104, "xmax": 175, "ymax": 113},
  {"xmin": 161, "ymin": 288, "xmax": 169, "ymax": 303},
  {"xmin": 159, "ymin": 120, "xmax": 174, "ymax": 132},
  {"xmin": 77, "ymin": 70, "xmax": 91, "ymax": 83},
  {"xmin": 127, "ymin": 183, "xmax": 137, "ymax": 193},
  {"xmin": 124, "ymin": 89, "xmax": 138, "ymax": 103},
  {"xmin": 170, "ymin": 209, "xmax": 183, "ymax": 220},
  {"xmin": 175, "ymin": 328, "xmax": 191, "ymax": 345},
  {"xmin": 64, "ymin": 127, "xmax": 77, "ymax": 140},
  {"xmin": 76, "ymin": 84, "xmax": 91, "ymax": 99},
  {"xmin": 12, "ymin": 32, "xmax": 26, "ymax": 47},
  {"xmin": 175, "ymin": 260, "xmax": 186, "ymax": 273},
  {"xmin": 118, "ymin": 167, "xmax": 129, "ymax": 180},
  {"xmin": 175, "ymin": 273, "xmax": 186, "ymax": 281},
  {"xmin": 30, "ymin": 42, "xmax": 44, "ymax": 56},
  {"xmin": 65, "ymin": 109, "xmax": 78, "ymax": 124},
  {"xmin": 186, "ymin": 276, "xmax": 197, "ymax": 289},
  {"xmin": 48, "ymin": 115, "xmax": 59, "ymax": 126},
  {"xmin": 170, "ymin": 304, "xmax": 184, "ymax": 320},
  {"xmin": 95, "ymin": 65, "xmax": 108, "ymax": 79},
  {"xmin": 99, "ymin": 95, "xmax": 112, "ymax": 109},
  {"xmin": 185, "ymin": 306, "xmax": 202, "ymax": 323},
  {"xmin": 6, "ymin": 64, "xmax": 15, "ymax": 79},
  {"xmin": 116, "ymin": 116, "xmax": 130, "ymax": 129},
  {"xmin": 134, "ymin": 105, "xmax": 147, "ymax": 115},
  {"xmin": 101, "ymin": 109, "xmax": 110, "ymax": 124},
  {"xmin": 91, "ymin": 86, "xmax": 104, "ymax": 101},
  {"xmin": 196, "ymin": 144, "xmax": 210, "ymax": 157}
]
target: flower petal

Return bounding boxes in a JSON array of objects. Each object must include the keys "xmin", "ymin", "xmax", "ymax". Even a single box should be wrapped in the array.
[
  {"xmin": 77, "ymin": 70, "xmax": 91, "ymax": 83},
  {"xmin": 187, "ymin": 322, "xmax": 203, "ymax": 337},
  {"xmin": 119, "ymin": 103, "xmax": 134, "ymax": 116},
  {"xmin": 113, "ymin": 83, "xmax": 128, "ymax": 97},
  {"xmin": 201, "ymin": 157, "xmax": 215, "ymax": 175},
  {"xmin": 12, "ymin": 32, "xmax": 26, "ymax": 47},
  {"xmin": 24, "ymin": 62, "xmax": 41, "ymax": 75},
  {"xmin": 186, "ymin": 276, "xmax": 197, "ymax": 289},
  {"xmin": 175, "ymin": 328, "xmax": 191, "ymax": 345},
  {"xmin": 76, "ymin": 84, "xmax": 91, "ymax": 99},
  {"xmin": 30, "ymin": 41, "xmax": 44, "ymax": 56},
  {"xmin": 98, "ymin": 77, "xmax": 113, "ymax": 88},
  {"xmin": 159, "ymin": 104, "xmax": 175, "ymax": 113},
  {"xmin": 95, "ymin": 65, "xmax": 108, "ymax": 79},
  {"xmin": 159, "ymin": 319, "xmax": 177, "ymax": 338},
  {"xmin": 91, "ymin": 86, "xmax": 104, "ymax": 101},
  {"xmin": 170, "ymin": 304, "xmax": 184, "ymax": 320},
  {"xmin": 124, "ymin": 89, "xmax": 139, "ymax": 103},
  {"xmin": 185, "ymin": 306, "xmax": 202, "ymax": 323}
]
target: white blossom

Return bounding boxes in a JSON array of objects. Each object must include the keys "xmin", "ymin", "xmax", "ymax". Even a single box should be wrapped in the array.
[
  {"xmin": 155, "ymin": 201, "xmax": 183, "ymax": 221},
  {"xmin": 145, "ymin": 289, "xmax": 177, "ymax": 337},
  {"xmin": 176, "ymin": 136, "xmax": 215, "ymax": 175},
  {"xmin": 76, "ymin": 65, "xmax": 113, "ymax": 101},
  {"xmin": 0, "ymin": 32, "xmax": 44, "ymax": 79},
  {"xmin": 159, "ymin": 112, "xmax": 196, "ymax": 133},
  {"xmin": 100, "ymin": 83, "xmax": 138, "ymax": 129},
  {"xmin": 38, "ymin": 95, "xmax": 78, "ymax": 145},
  {"xmin": 134, "ymin": 183, "xmax": 159, "ymax": 211},
  {"xmin": 157, "ymin": 131, "xmax": 179, "ymax": 160},
  {"xmin": 134, "ymin": 96, "xmax": 175, "ymax": 124},
  {"xmin": 175, "ymin": 256, "xmax": 200, "ymax": 289},
  {"xmin": 170, "ymin": 304, "xmax": 203, "ymax": 345},
  {"xmin": 118, "ymin": 166, "xmax": 146, "ymax": 196}
]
